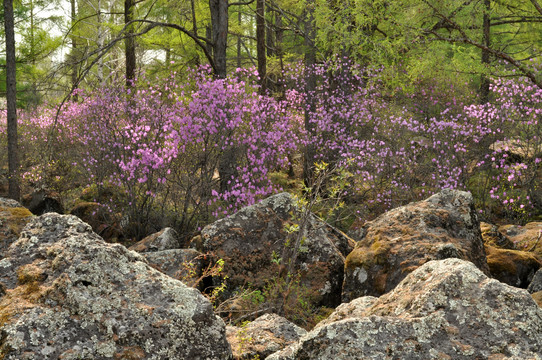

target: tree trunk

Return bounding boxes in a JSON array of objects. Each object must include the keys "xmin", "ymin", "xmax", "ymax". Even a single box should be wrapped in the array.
[
  {"xmin": 480, "ymin": 0, "xmax": 491, "ymax": 104},
  {"xmin": 4, "ymin": 0, "xmax": 20, "ymax": 201},
  {"xmin": 125, "ymin": 0, "xmax": 136, "ymax": 86},
  {"xmin": 266, "ymin": 5, "xmax": 274, "ymax": 57},
  {"xmin": 256, "ymin": 0, "xmax": 266, "ymax": 91},
  {"xmin": 209, "ymin": 0, "xmax": 228, "ymax": 78},
  {"xmin": 303, "ymin": 0, "xmax": 317, "ymax": 186},
  {"xmin": 70, "ymin": 0, "xmax": 78, "ymax": 101},
  {"xmin": 237, "ymin": 8, "xmax": 242, "ymax": 68}
]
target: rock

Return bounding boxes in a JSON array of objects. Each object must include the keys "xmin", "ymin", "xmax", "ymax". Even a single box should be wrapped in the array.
[
  {"xmin": 499, "ymin": 222, "xmax": 542, "ymax": 254},
  {"xmin": 480, "ymin": 221, "xmax": 516, "ymax": 249},
  {"xmin": 485, "ymin": 245, "xmax": 542, "ymax": 288},
  {"xmin": 198, "ymin": 193, "xmax": 355, "ymax": 310},
  {"xmin": 532, "ymin": 291, "xmax": 542, "ymax": 307},
  {"xmin": 528, "ymin": 269, "xmax": 542, "ymax": 293},
  {"xmin": 70, "ymin": 201, "xmax": 123, "ymax": 243},
  {"xmin": 22, "ymin": 189, "xmax": 63, "ymax": 215},
  {"xmin": 343, "ymin": 189, "xmax": 489, "ymax": 301},
  {"xmin": 144, "ymin": 249, "xmax": 204, "ymax": 285},
  {"xmin": 227, "ymin": 314, "xmax": 306, "ymax": 360},
  {"xmin": 267, "ymin": 258, "xmax": 542, "ymax": 360},
  {"xmin": 313, "ymin": 296, "xmax": 378, "ymax": 330},
  {"xmin": 129, "ymin": 227, "xmax": 181, "ymax": 252},
  {"xmin": 490, "ymin": 138, "xmax": 542, "ymax": 161},
  {"xmin": 0, "ymin": 213, "xmax": 232, "ymax": 359},
  {"xmin": 0, "ymin": 198, "xmax": 33, "ymax": 259}
]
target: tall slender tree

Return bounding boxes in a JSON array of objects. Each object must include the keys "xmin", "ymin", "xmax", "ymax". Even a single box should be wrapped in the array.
[
  {"xmin": 256, "ymin": 0, "xmax": 266, "ymax": 91},
  {"xmin": 303, "ymin": 0, "xmax": 317, "ymax": 186},
  {"xmin": 210, "ymin": 0, "xmax": 228, "ymax": 78},
  {"xmin": 4, "ymin": 0, "xmax": 20, "ymax": 200},
  {"xmin": 125, "ymin": 0, "xmax": 136, "ymax": 86}
]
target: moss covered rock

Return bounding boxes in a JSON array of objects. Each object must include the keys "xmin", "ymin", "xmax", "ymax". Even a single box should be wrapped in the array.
[
  {"xmin": 0, "ymin": 198, "xmax": 33, "ymax": 260},
  {"xmin": 268, "ymin": 259, "xmax": 542, "ymax": 360},
  {"xmin": 485, "ymin": 245, "xmax": 542, "ymax": 288},
  {"xmin": 0, "ymin": 213, "xmax": 232, "ymax": 359},
  {"xmin": 343, "ymin": 189, "xmax": 489, "ymax": 301},
  {"xmin": 199, "ymin": 193, "xmax": 355, "ymax": 311}
]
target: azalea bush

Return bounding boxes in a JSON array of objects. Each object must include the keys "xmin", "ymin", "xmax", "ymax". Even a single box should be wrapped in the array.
[{"xmin": 2, "ymin": 64, "xmax": 541, "ymax": 241}]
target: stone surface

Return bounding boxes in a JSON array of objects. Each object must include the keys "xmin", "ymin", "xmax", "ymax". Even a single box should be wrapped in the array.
[
  {"xmin": 0, "ymin": 213, "xmax": 232, "ymax": 359},
  {"xmin": 528, "ymin": 269, "xmax": 542, "ymax": 294},
  {"xmin": 70, "ymin": 201, "xmax": 123, "ymax": 243},
  {"xmin": 532, "ymin": 291, "xmax": 542, "ymax": 307},
  {"xmin": 343, "ymin": 189, "xmax": 489, "ymax": 301},
  {"xmin": 0, "ymin": 198, "xmax": 33, "ymax": 259},
  {"xmin": 144, "ymin": 249, "xmax": 204, "ymax": 285},
  {"xmin": 267, "ymin": 258, "xmax": 542, "ymax": 360},
  {"xmin": 22, "ymin": 189, "xmax": 64, "ymax": 215},
  {"xmin": 490, "ymin": 138, "xmax": 542, "ymax": 160},
  {"xmin": 129, "ymin": 227, "xmax": 181, "ymax": 253},
  {"xmin": 227, "ymin": 314, "xmax": 306, "ymax": 360},
  {"xmin": 313, "ymin": 296, "xmax": 378, "ymax": 330},
  {"xmin": 480, "ymin": 221, "xmax": 516, "ymax": 249},
  {"xmin": 485, "ymin": 245, "xmax": 542, "ymax": 288},
  {"xmin": 197, "ymin": 193, "xmax": 355, "ymax": 309},
  {"xmin": 499, "ymin": 222, "xmax": 542, "ymax": 254}
]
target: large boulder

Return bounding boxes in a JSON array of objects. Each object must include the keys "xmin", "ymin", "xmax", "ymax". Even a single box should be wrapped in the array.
[
  {"xmin": 0, "ymin": 197, "xmax": 33, "ymax": 259},
  {"xmin": 485, "ymin": 245, "xmax": 542, "ymax": 288},
  {"xmin": 196, "ymin": 193, "xmax": 355, "ymax": 309},
  {"xmin": 343, "ymin": 189, "xmax": 489, "ymax": 301},
  {"xmin": 267, "ymin": 258, "xmax": 542, "ymax": 360},
  {"xmin": 227, "ymin": 314, "xmax": 306, "ymax": 359},
  {"xmin": 0, "ymin": 213, "xmax": 232, "ymax": 359}
]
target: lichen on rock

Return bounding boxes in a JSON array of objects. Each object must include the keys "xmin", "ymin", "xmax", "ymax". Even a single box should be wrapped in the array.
[
  {"xmin": 268, "ymin": 258, "xmax": 542, "ymax": 360},
  {"xmin": 0, "ymin": 213, "xmax": 232, "ymax": 359}
]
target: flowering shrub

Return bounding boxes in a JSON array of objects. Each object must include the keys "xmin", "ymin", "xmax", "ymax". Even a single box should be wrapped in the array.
[{"xmin": 2, "ymin": 65, "xmax": 541, "ymax": 240}]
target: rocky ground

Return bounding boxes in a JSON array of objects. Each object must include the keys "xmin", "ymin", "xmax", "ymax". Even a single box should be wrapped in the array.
[{"xmin": 1, "ymin": 190, "xmax": 542, "ymax": 359}]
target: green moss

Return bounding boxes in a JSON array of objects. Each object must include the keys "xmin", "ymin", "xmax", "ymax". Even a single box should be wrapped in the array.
[
  {"xmin": 269, "ymin": 171, "xmax": 303, "ymax": 195},
  {"xmin": 486, "ymin": 245, "xmax": 542, "ymax": 275},
  {"xmin": 346, "ymin": 235, "xmax": 391, "ymax": 270},
  {"xmin": 1, "ymin": 206, "xmax": 33, "ymax": 237}
]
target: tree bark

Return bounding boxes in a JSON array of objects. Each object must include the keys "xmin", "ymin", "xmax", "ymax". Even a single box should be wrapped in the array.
[
  {"xmin": 256, "ymin": 0, "xmax": 266, "ymax": 91},
  {"xmin": 125, "ymin": 0, "xmax": 136, "ymax": 86},
  {"xmin": 4, "ymin": 0, "xmax": 20, "ymax": 201},
  {"xmin": 480, "ymin": 0, "xmax": 491, "ymax": 104},
  {"xmin": 209, "ymin": 0, "xmax": 228, "ymax": 78},
  {"xmin": 70, "ymin": 0, "xmax": 79, "ymax": 101},
  {"xmin": 303, "ymin": 0, "xmax": 317, "ymax": 186}
]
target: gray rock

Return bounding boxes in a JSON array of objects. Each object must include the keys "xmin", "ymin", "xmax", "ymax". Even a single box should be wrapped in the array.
[
  {"xmin": 343, "ymin": 189, "xmax": 489, "ymax": 301},
  {"xmin": 198, "ymin": 193, "xmax": 355, "ymax": 309},
  {"xmin": 144, "ymin": 248, "xmax": 204, "ymax": 285},
  {"xmin": 0, "ymin": 213, "xmax": 232, "ymax": 359},
  {"xmin": 227, "ymin": 313, "xmax": 307, "ymax": 359},
  {"xmin": 129, "ymin": 227, "xmax": 181, "ymax": 252},
  {"xmin": 0, "ymin": 197, "xmax": 22, "ymax": 208},
  {"xmin": 529, "ymin": 269, "xmax": 542, "ymax": 294},
  {"xmin": 267, "ymin": 258, "xmax": 542, "ymax": 360}
]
